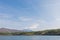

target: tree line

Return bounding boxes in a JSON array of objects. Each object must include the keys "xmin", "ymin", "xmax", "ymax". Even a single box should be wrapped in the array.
[{"xmin": 0, "ymin": 29, "xmax": 60, "ymax": 35}]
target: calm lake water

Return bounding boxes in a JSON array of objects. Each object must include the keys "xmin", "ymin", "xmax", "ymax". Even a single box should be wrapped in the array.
[{"xmin": 0, "ymin": 36, "xmax": 60, "ymax": 40}]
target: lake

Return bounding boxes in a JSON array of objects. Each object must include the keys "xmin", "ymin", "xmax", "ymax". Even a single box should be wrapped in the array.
[{"xmin": 0, "ymin": 36, "xmax": 60, "ymax": 40}]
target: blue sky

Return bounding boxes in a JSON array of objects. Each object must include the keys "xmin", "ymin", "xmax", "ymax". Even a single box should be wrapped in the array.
[{"xmin": 0, "ymin": 0, "xmax": 60, "ymax": 31}]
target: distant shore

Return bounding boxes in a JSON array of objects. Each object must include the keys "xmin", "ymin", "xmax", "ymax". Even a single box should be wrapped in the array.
[{"xmin": 0, "ymin": 29, "xmax": 60, "ymax": 35}]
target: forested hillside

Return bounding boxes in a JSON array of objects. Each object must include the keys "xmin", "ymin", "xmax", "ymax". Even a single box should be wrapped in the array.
[{"xmin": 0, "ymin": 29, "xmax": 60, "ymax": 35}]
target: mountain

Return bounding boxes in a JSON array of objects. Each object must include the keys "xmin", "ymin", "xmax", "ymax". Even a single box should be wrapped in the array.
[
  {"xmin": 0, "ymin": 28, "xmax": 32, "ymax": 33},
  {"xmin": 0, "ymin": 28, "xmax": 22, "ymax": 33}
]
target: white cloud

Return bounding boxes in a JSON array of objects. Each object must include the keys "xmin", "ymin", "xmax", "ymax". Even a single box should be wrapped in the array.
[
  {"xmin": 29, "ymin": 23, "xmax": 39, "ymax": 29},
  {"xmin": 50, "ymin": 0, "xmax": 60, "ymax": 29},
  {"xmin": 0, "ymin": 18, "xmax": 24, "ymax": 30},
  {"xmin": 36, "ymin": 0, "xmax": 60, "ymax": 30},
  {"xmin": 0, "ymin": 13, "xmax": 24, "ymax": 30},
  {"xmin": 0, "ymin": 13, "xmax": 12, "ymax": 19},
  {"xmin": 24, "ymin": 23, "xmax": 40, "ymax": 30},
  {"xmin": 18, "ymin": 17, "xmax": 32, "ymax": 21}
]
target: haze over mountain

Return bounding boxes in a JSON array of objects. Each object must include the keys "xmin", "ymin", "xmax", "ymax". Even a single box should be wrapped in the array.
[
  {"xmin": 0, "ymin": 28, "xmax": 21, "ymax": 33},
  {"xmin": 0, "ymin": 28, "xmax": 32, "ymax": 33},
  {"xmin": 23, "ymin": 29, "xmax": 32, "ymax": 32}
]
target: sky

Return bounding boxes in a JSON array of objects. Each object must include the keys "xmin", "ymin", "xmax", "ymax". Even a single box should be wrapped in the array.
[{"xmin": 0, "ymin": 0, "xmax": 60, "ymax": 31}]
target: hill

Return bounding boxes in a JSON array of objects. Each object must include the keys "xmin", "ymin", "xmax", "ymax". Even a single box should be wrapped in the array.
[{"xmin": 0, "ymin": 28, "xmax": 22, "ymax": 33}]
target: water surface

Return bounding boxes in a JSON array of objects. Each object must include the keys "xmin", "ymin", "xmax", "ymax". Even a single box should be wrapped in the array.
[{"xmin": 0, "ymin": 36, "xmax": 60, "ymax": 40}]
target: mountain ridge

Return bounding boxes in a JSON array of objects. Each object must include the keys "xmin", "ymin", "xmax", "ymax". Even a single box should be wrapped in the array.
[{"xmin": 0, "ymin": 28, "xmax": 32, "ymax": 33}]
